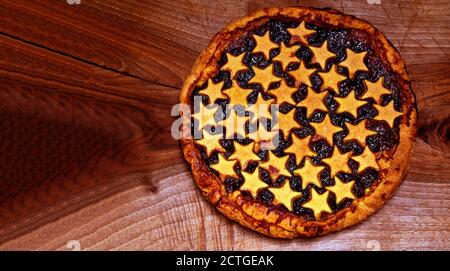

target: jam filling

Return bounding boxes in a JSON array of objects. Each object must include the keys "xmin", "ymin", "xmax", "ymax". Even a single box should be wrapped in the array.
[{"xmin": 191, "ymin": 18, "xmax": 402, "ymax": 220}]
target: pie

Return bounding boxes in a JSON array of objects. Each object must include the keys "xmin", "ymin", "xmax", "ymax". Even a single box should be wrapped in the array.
[{"xmin": 179, "ymin": 7, "xmax": 417, "ymax": 238}]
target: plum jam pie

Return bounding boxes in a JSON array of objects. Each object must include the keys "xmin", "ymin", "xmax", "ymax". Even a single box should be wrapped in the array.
[{"xmin": 179, "ymin": 7, "xmax": 417, "ymax": 238}]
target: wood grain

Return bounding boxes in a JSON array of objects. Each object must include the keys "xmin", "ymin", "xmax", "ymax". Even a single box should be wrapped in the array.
[{"xmin": 0, "ymin": 0, "xmax": 448, "ymax": 250}]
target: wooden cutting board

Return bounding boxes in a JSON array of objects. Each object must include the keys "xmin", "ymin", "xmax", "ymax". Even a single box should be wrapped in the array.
[{"xmin": 0, "ymin": 0, "xmax": 448, "ymax": 250}]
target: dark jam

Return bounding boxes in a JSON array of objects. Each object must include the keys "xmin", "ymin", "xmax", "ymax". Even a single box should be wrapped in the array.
[{"xmin": 191, "ymin": 18, "xmax": 403, "ymax": 217}]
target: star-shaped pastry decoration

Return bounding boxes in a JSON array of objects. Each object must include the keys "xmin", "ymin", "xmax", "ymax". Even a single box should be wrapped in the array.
[
  {"xmin": 260, "ymin": 152, "xmax": 291, "ymax": 179},
  {"xmin": 288, "ymin": 61, "xmax": 316, "ymax": 87},
  {"xmin": 252, "ymin": 31, "xmax": 278, "ymax": 59},
  {"xmin": 310, "ymin": 114, "xmax": 342, "ymax": 145},
  {"xmin": 272, "ymin": 43, "xmax": 301, "ymax": 69},
  {"xmin": 223, "ymin": 83, "xmax": 253, "ymax": 106},
  {"xmin": 318, "ymin": 65, "xmax": 347, "ymax": 93},
  {"xmin": 285, "ymin": 134, "xmax": 315, "ymax": 164},
  {"xmin": 247, "ymin": 93, "xmax": 274, "ymax": 121},
  {"xmin": 309, "ymin": 40, "xmax": 336, "ymax": 70},
  {"xmin": 229, "ymin": 141, "xmax": 260, "ymax": 168},
  {"xmin": 293, "ymin": 158, "xmax": 325, "ymax": 189},
  {"xmin": 199, "ymin": 79, "xmax": 227, "ymax": 104},
  {"xmin": 302, "ymin": 189, "xmax": 332, "ymax": 219},
  {"xmin": 287, "ymin": 21, "xmax": 316, "ymax": 45},
  {"xmin": 224, "ymin": 108, "xmax": 248, "ymax": 139},
  {"xmin": 248, "ymin": 65, "xmax": 280, "ymax": 91},
  {"xmin": 248, "ymin": 124, "xmax": 279, "ymax": 151},
  {"xmin": 196, "ymin": 131, "xmax": 225, "ymax": 157},
  {"xmin": 297, "ymin": 87, "xmax": 328, "ymax": 118},
  {"xmin": 352, "ymin": 146, "xmax": 379, "ymax": 172},
  {"xmin": 276, "ymin": 109, "xmax": 301, "ymax": 141},
  {"xmin": 240, "ymin": 167, "xmax": 268, "ymax": 198},
  {"xmin": 268, "ymin": 80, "xmax": 298, "ymax": 105},
  {"xmin": 192, "ymin": 103, "xmax": 222, "ymax": 129},
  {"xmin": 269, "ymin": 180, "xmax": 302, "ymax": 211},
  {"xmin": 334, "ymin": 91, "xmax": 367, "ymax": 118},
  {"xmin": 210, "ymin": 153, "xmax": 238, "ymax": 179},
  {"xmin": 373, "ymin": 101, "xmax": 403, "ymax": 128},
  {"xmin": 327, "ymin": 176, "xmax": 355, "ymax": 204},
  {"xmin": 322, "ymin": 147, "xmax": 352, "ymax": 178},
  {"xmin": 221, "ymin": 52, "xmax": 246, "ymax": 78},
  {"xmin": 344, "ymin": 120, "xmax": 377, "ymax": 147},
  {"xmin": 361, "ymin": 77, "xmax": 391, "ymax": 104},
  {"xmin": 339, "ymin": 48, "xmax": 368, "ymax": 78}
]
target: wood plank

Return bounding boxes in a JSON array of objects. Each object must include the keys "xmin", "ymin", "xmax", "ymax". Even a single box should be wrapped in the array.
[
  {"xmin": 1, "ymin": 0, "xmax": 448, "ymax": 87},
  {"xmin": 0, "ymin": 0, "xmax": 449, "ymax": 250},
  {"xmin": 0, "ymin": 34, "xmax": 185, "ymax": 243},
  {"xmin": 0, "ymin": 150, "xmax": 448, "ymax": 250},
  {"xmin": 0, "ymin": 0, "xmax": 197, "ymax": 87}
]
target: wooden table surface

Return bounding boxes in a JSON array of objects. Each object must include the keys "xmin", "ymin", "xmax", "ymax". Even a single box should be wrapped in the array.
[{"xmin": 0, "ymin": 0, "xmax": 448, "ymax": 251}]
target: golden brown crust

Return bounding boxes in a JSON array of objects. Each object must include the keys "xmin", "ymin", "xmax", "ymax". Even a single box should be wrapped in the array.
[{"xmin": 179, "ymin": 6, "xmax": 417, "ymax": 238}]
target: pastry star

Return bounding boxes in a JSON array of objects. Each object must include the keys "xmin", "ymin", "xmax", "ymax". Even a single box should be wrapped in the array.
[
  {"xmin": 334, "ymin": 90, "xmax": 367, "ymax": 118},
  {"xmin": 297, "ymin": 87, "xmax": 328, "ymax": 118},
  {"xmin": 373, "ymin": 101, "xmax": 403, "ymax": 128},
  {"xmin": 196, "ymin": 131, "xmax": 225, "ymax": 157},
  {"xmin": 276, "ymin": 109, "xmax": 301, "ymax": 141},
  {"xmin": 199, "ymin": 79, "xmax": 227, "ymax": 104},
  {"xmin": 293, "ymin": 158, "xmax": 325, "ymax": 189},
  {"xmin": 288, "ymin": 61, "xmax": 316, "ymax": 87},
  {"xmin": 269, "ymin": 180, "xmax": 302, "ymax": 211},
  {"xmin": 210, "ymin": 153, "xmax": 238, "ymax": 179},
  {"xmin": 344, "ymin": 120, "xmax": 377, "ymax": 147},
  {"xmin": 192, "ymin": 103, "xmax": 222, "ymax": 129},
  {"xmin": 268, "ymin": 80, "xmax": 298, "ymax": 105},
  {"xmin": 248, "ymin": 65, "xmax": 280, "ymax": 91},
  {"xmin": 223, "ymin": 83, "xmax": 253, "ymax": 106},
  {"xmin": 322, "ymin": 147, "xmax": 352, "ymax": 178},
  {"xmin": 287, "ymin": 21, "xmax": 316, "ymax": 45},
  {"xmin": 224, "ymin": 108, "xmax": 248, "ymax": 139},
  {"xmin": 229, "ymin": 141, "xmax": 260, "ymax": 168},
  {"xmin": 272, "ymin": 43, "xmax": 301, "ymax": 69},
  {"xmin": 221, "ymin": 52, "xmax": 246, "ymax": 78},
  {"xmin": 327, "ymin": 176, "xmax": 355, "ymax": 204},
  {"xmin": 302, "ymin": 189, "xmax": 332, "ymax": 219},
  {"xmin": 310, "ymin": 114, "xmax": 342, "ymax": 145},
  {"xmin": 260, "ymin": 151, "xmax": 291, "ymax": 179},
  {"xmin": 248, "ymin": 124, "xmax": 279, "ymax": 151},
  {"xmin": 247, "ymin": 93, "xmax": 274, "ymax": 121},
  {"xmin": 241, "ymin": 167, "xmax": 268, "ymax": 198},
  {"xmin": 362, "ymin": 77, "xmax": 391, "ymax": 104},
  {"xmin": 252, "ymin": 31, "xmax": 278, "ymax": 59},
  {"xmin": 285, "ymin": 134, "xmax": 315, "ymax": 164},
  {"xmin": 339, "ymin": 48, "xmax": 368, "ymax": 78},
  {"xmin": 318, "ymin": 65, "xmax": 347, "ymax": 93},
  {"xmin": 309, "ymin": 40, "xmax": 336, "ymax": 70},
  {"xmin": 352, "ymin": 147, "xmax": 379, "ymax": 172}
]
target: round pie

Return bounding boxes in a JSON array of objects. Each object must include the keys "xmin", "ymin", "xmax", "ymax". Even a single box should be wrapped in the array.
[{"xmin": 179, "ymin": 6, "xmax": 417, "ymax": 238}]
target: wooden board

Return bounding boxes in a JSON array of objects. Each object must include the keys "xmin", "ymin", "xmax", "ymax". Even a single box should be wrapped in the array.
[{"xmin": 0, "ymin": 0, "xmax": 448, "ymax": 250}]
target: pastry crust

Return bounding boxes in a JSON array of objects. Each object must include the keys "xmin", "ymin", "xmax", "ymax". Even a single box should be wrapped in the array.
[{"xmin": 179, "ymin": 6, "xmax": 417, "ymax": 238}]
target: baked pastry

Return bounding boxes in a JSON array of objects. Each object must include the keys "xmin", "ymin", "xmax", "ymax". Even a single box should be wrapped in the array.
[{"xmin": 179, "ymin": 6, "xmax": 417, "ymax": 238}]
